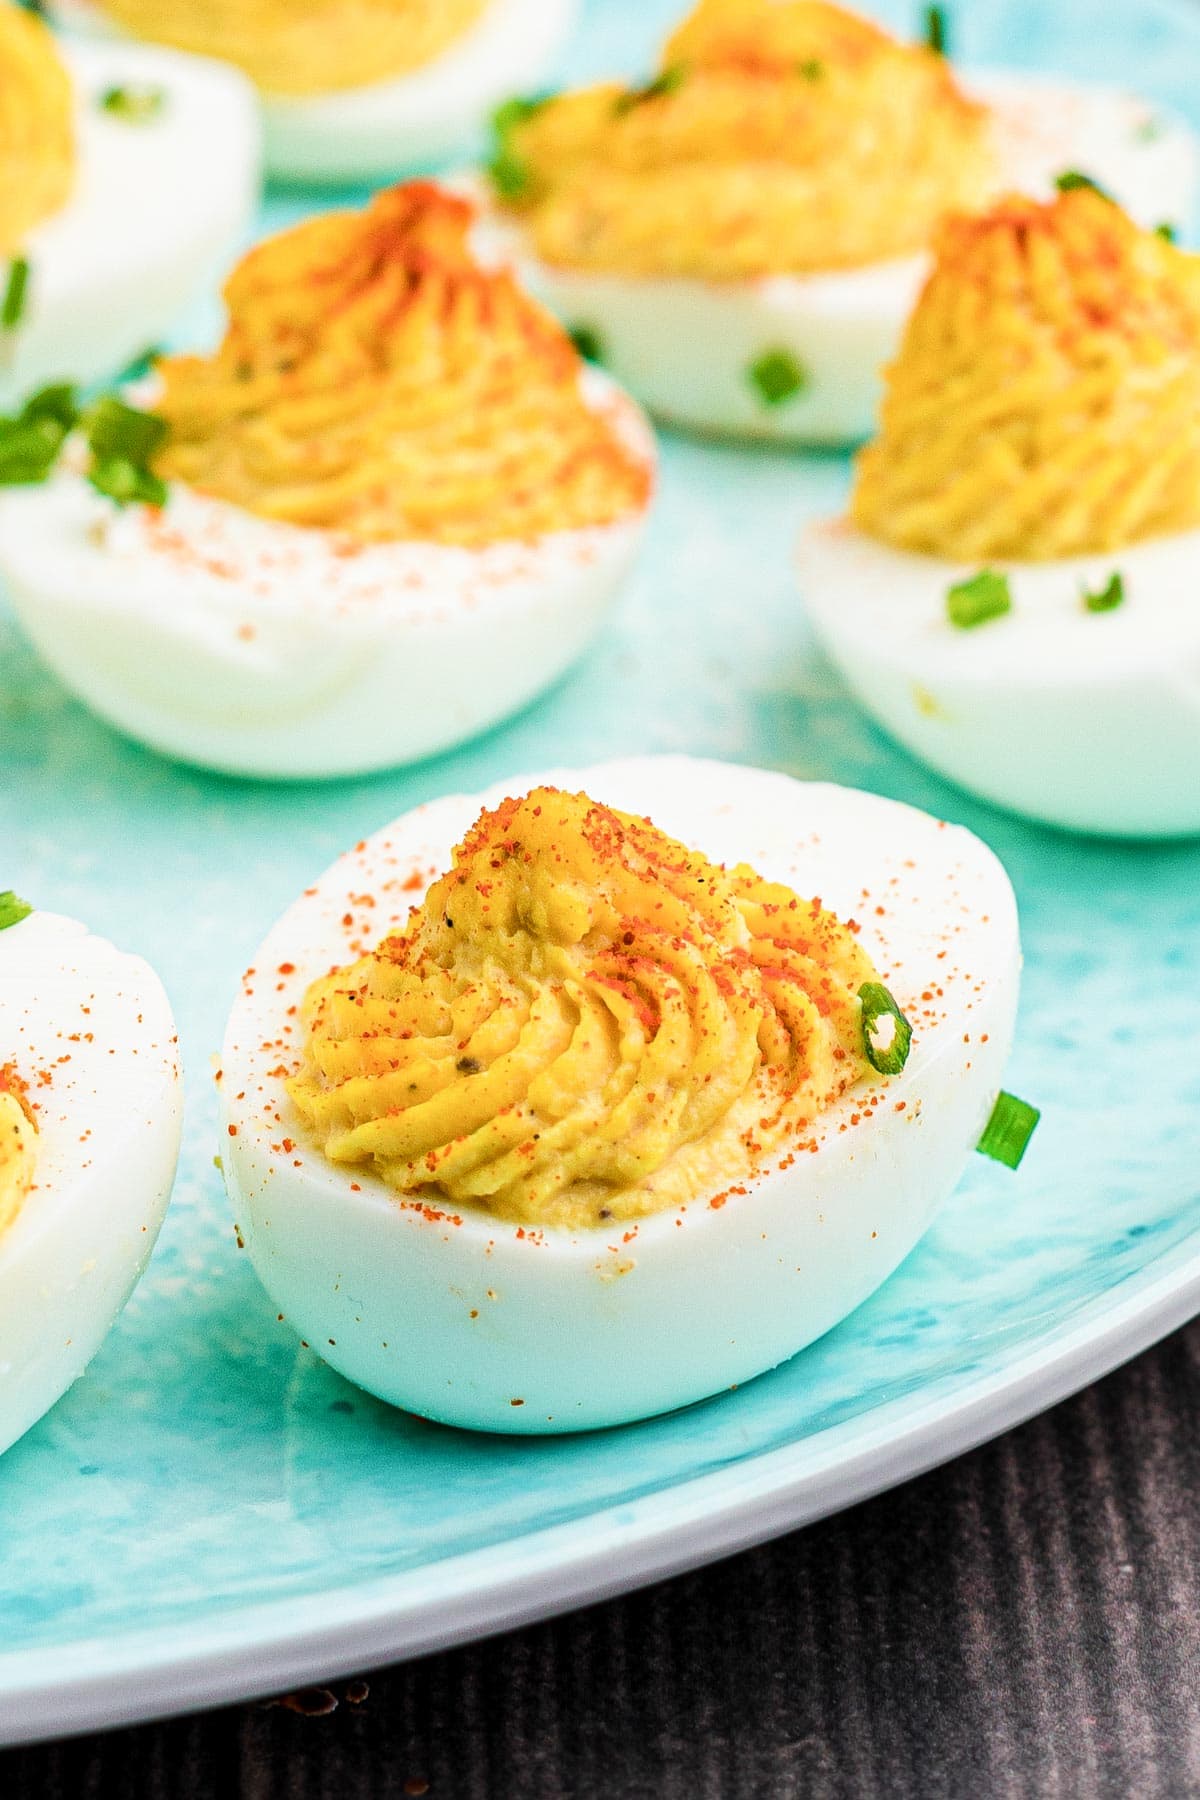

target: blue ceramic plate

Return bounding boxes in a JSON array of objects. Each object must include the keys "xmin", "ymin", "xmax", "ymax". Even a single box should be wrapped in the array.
[{"xmin": 3, "ymin": 0, "xmax": 1199, "ymax": 1747}]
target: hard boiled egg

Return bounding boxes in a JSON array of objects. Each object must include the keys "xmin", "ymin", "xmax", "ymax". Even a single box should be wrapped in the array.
[
  {"xmin": 0, "ymin": 900, "xmax": 182, "ymax": 1458},
  {"xmin": 486, "ymin": 0, "xmax": 1196, "ymax": 444},
  {"xmin": 0, "ymin": 32, "xmax": 260, "ymax": 411},
  {"xmin": 0, "ymin": 184, "xmax": 656, "ymax": 780},
  {"xmin": 218, "ymin": 756, "xmax": 1022, "ymax": 1435},
  {"xmin": 51, "ymin": 0, "xmax": 578, "ymax": 184},
  {"xmin": 799, "ymin": 188, "xmax": 1200, "ymax": 838}
]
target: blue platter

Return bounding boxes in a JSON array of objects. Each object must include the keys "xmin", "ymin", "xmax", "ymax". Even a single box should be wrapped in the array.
[{"xmin": 2, "ymin": 0, "xmax": 1199, "ymax": 1746}]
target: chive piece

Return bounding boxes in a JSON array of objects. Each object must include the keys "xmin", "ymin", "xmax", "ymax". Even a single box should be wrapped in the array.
[
  {"xmin": 491, "ymin": 92, "xmax": 553, "ymax": 137},
  {"xmin": 84, "ymin": 395, "xmax": 168, "ymax": 465},
  {"xmin": 1082, "ymin": 571, "xmax": 1124, "ymax": 613},
  {"xmin": 1155, "ymin": 221, "xmax": 1178, "ymax": 243},
  {"xmin": 797, "ymin": 59, "xmax": 824, "ymax": 80},
  {"xmin": 100, "ymin": 84, "xmax": 166, "ymax": 123},
  {"xmin": 947, "ymin": 568, "xmax": 1011, "ymax": 629},
  {"xmin": 568, "ymin": 325, "xmax": 604, "ymax": 363},
  {"xmin": 1054, "ymin": 169, "xmax": 1115, "ymax": 201},
  {"xmin": 22, "ymin": 382, "xmax": 79, "ymax": 434},
  {"xmin": 748, "ymin": 348, "xmax": 808, "ymax": 407},
  {"xmin": 858, "ymin": 983, "xmax": 914, "ymax": 1076},
  {"xmin": 88, "ymin": 455, "xmax": 167, "ymax": 509},
  {"xmin": 2, "ymin": 258, "xmax": 30, "ymax": 332},
  {"xmin": 923, "ymin": 3, "xmax": 948, "ymax": 56},
  {"xmin": 488, "ymin": 146, "xmax": 532, "ymax": 201},
  {"xmin": 613, "ymin": 64, "xmax": 688, "ymax": 116},
  {"xmin": 0, "ymin": 414, "xmax": 65, "ymax": 485},
  {"xmin": 0, "ymin": 891, "xmax": 32, "ymax": 932},
  {"xmin": 977, "ymin": 1091, "xmax": 1040, "ymax": 1169}
]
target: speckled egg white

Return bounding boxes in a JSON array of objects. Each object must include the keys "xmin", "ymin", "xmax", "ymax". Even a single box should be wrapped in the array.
[
  {"xmin": 51, "ymin": 0, "xmax": 578, "ymax": 183},
  {"xmin": 0, "ymin": 369, "xmax": 655, "ymax": 780},
  {"xmin": 0, "ymin": 909, "xmax": 182, "ymax": 1458},
  {"xmin": 0, "ymin": 39, "xmax": 260, "ymax": 411},
  {"xmin": 218, "ymin": 755, "xmax": 1022, "ymax": 1435},
  {"xmin": 497, "ymin": 72, "xmax": 1197, "ymax": 445},
  {"xmin": 799, "ymin": 518, "xmax": 1200, "ymax": 839}
]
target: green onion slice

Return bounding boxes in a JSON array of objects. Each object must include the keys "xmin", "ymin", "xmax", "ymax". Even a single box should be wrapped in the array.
[
  {"xmin": 1054, "ymin": 170, "xmax": 1115, "ymax": 201},
  {"xmin": 491, "ymin": 92, "xmax": 553, "ymax": 137},
  {"xmin": 0, "ymin": 891, "xmax": 32, "ymax": 932},
  {"xmin": 977, "ymin": 1091, "xmax": 1040, "ymax": 1169},
  {"xmin": 1082, "ymin": 571, "xmax": 1124, "ymax": 613},
  {"xmin": 100, "ymin": 84, "xmax": 166, "ymax": 123},
  {"xmin": 923, "ymin": 4, "xmax": 948, "ymax": 56},
  {"xmin": 947, "ymin": 568, "xmax": 1011, "ymax": 629},
  {"xmin": 748, "ymin": 347, "xmax": 808, "ymax": 407},
  {"xmin": 88, "ymin": 455, "xmax": 167, "ymax": 509},
  {"xmin": 487, "ymin": 146, "xmax": 532, "ymax": 201},
  {"xmin": 22, "ymin": 383, "xmax": 79, "ymax": 434},
  {"xmin": 84, "ymin": 394, "xmax": 168, "ymax": 465},
  {"xmin": 859, "ymin": 983, "xmax": 914, "ymax": 1076},
  {"xmin": 1155, "ymin": 222, "xmax": 1178, "ymax": 243},
  {"xmin": 614, "ymin": 64, "xmax": 688, "ymax": 115},
  {"xmin": 2, "ymin": 258, "xmax": 30, "ymax": 333},
  {"xmin": 568, "ymin": 324, "xmax": 604, "ymax": 364}
]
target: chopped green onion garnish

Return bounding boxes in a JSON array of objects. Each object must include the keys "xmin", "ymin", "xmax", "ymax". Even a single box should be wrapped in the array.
[
  {"xmin": 977, "ymin": 1091, "xmax": 1040, "ymax": 1169},
  {"xmin": 614, "ymin": 64, "xmax": 688, "ymax": 115},
  {"xmin": 1155, "ymin": 221, "xmax": 1178, "ymax": 243},
  {"xmin": 22, "ymin": 382, "xmax": 79, "ymax": 434},
  {"xmin": 947, "ymin": 568, "xmax": 1011, "ymax": 629},
  {"xmin": 748, "ymin": 348, "xmax": 808, "ymax": 407},
  {"xmin": 0, "ymin": 891, "xmax": 32, "ymax": 932},
  {"xmin": 923, "ymin": 4, "xmax": 948, "ymax": 55},
  {"xmin": 84, "ymin": 394, "xmax": 168, "ymax": 466},
  {"xmin": 88, "ymin": 455, "xmax": 167, "ymax": 509},
  {"xmin": 797, "ymin": 59, "xmax": 824, "ymax": 80},
  {"xmin": 116, "ymin": 343, "xmax": 163, "ymax": 384},
  {"xmin": 858, "ymin": 983, "xmax": 914, "ymax": 1076},
  {"xmin": 568, "ymin": 325, "xmax": 604, "ymax": 364},
  {"xmin": 0, "ymin": 417, "xmax": 66, "ymax": 486},
  {"xmin": 100, "ymin": 84, "xmax": 166, "ymax": 123},
  {"xmin": 2, "ymin": 258, "xmax": 30, "ymax": 332},
  {"xmin": 491, "ymin": 92, "xmax": 553, "ymax": 137},
  {"xmin": 1054, "ymin": 170, "xmax": 1115, "ymax": 201},
  {"xmin": 488, "ymin": 146, "xmax": 532, "ymax": 201},
  {"xmin": 1082, "ymin": 570, "xmax": 1124, "ymax": 613}
]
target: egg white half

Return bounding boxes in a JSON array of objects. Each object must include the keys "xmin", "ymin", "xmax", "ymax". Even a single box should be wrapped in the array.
[
  {"xmin": 218, "ymin": 755, "xmax": 1021, "ymax": 1435},
  {"xmin": 496, "ymin": 72, "xmax": 1197, "ymax": 445},
  {"xmin": 0, "ymin": 369, "xmax": 655, "ymax": 780},
  {"xmin": 0, "ymin": 910, "xmax": 182, "ymax": 1458},
  {"xmin": 0, "ymin": 40, "xmax": 260, "ymax": 411},
  {"xmin": 51, "ymin": 0, "xmax": 578, "ymax": 183},
  {"xmin": 799, "ymin": 518, "xmax": 1200, "ymax": 839}
]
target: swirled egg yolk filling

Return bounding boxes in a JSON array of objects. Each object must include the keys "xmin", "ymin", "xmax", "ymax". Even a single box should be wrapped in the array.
[
  {"xmin": 0, "ymin": 1070, "xmax": 37, "ymax": 1237},
  {"xmin": 0, "ymin": 4, "xmax": 75, "ymax": 258},
  {"xmin": 288, "ymin": 789, "xmax": 885, "ymax": 1229},
  {"xmin": 153, "ymin": 182, "xmax": 652, "ymax": 550},
  {"xmin": 95, "ymin": 0, "xmax": 489, "ymax": 97},
  {"xmin": 494, "ymin": 0, "xmax": 992, "ymax": 280},
  {"xmin": 852, "ymin": 189, "xmax": 1200, "ymax": 561}
]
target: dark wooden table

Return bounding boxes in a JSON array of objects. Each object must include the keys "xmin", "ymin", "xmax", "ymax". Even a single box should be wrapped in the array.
[{"xmin": 5, "ymin": 1319, "xmax": 1198, "ymax": 1799}]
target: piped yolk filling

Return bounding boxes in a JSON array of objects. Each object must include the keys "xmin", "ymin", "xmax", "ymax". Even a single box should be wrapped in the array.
[
  {"xmin": 496, "ymin": 0, "xmax": 993, "ymax": 279},
  {"xmin": 0, "ymin": 1068, "xmax": 37, "ymax": 1237},
  {"xmin": 852, "ymin": 188, "xmax": 1200, "ymax": 560},
  {"xmin": 0, "ymin": 5, "xmax": 75, "ymax": 259},
  {"xmin": 153, "ymin": 182, "xmax": 652, "ymax": 549},
  {"xmin": 97, "ymin": 0, "xmax": 488, "ymax": 97},
  {"xmin": 288, "ymin": 788, "xmax": 882, "ymax": 1230}
]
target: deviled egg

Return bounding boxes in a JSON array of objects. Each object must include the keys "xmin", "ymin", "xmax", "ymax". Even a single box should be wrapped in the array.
[
  {"xmin": 0, "ymin": 894, "xmax": 182, "ymax": 1457},
  {"xmin": 800, "ymin": 187, "xmax": 1200, "ymax": 839},
  {"xmin": 0, "ymin": 3, "xmax": 260, "ymax": 409},
  {"xmin": 218, "ymin": 756, "xmax": 1029, "ymax": 1434},
  {"xmin": 52, "ymin": 0, "xmax": 578, "ymax": 183},
  {"xmin": 485, "ymin": 0, "xmax": 1197, "ymax": 443},
  {"xmin": 0, "ymin": 181, "xmax": 656, "ymax": 779}
]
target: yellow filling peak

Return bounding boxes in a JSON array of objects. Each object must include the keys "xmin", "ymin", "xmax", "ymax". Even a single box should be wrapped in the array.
[
  {"xmin": 852, "ymin": 189, "xmax": 1200, "ymax": 561},
  {"xmin": 288, "ymin": 788, "xmax": 882, "ymax": 1230},
  {"xmin": 97, "ymin": 0, "xmax": 488, "ymax": 97},
  {"xmin": 154, "ymin": 183, "xmax": 652, "ymax": 549},
  {"xmin": 495, "ymin": 0, "xmax": 992, "ymax": 279},
  {"xmin": 0, "ymin": 1070, "xmax": 37, "ymax": 1238},
  {"xmin": 0, "ymin": 4, "xmax": 74, "ymax": 258}
]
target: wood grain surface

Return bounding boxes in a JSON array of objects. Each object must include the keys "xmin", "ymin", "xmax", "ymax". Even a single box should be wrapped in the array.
[{"xmin": 5, "ymin": 1320, "xmax": 1198, "ymax": 1799}]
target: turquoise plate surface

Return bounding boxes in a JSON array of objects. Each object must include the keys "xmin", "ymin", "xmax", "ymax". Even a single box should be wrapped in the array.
[{"xmin": 3, "ymin": 0, "xmax": 1199, "ymax": 1746}]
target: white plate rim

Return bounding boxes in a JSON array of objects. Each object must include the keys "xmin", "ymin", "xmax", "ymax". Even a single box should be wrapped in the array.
[{"xmin": 2, "ymin": 1228, "xmax": 1198, "ymax": 1747}]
